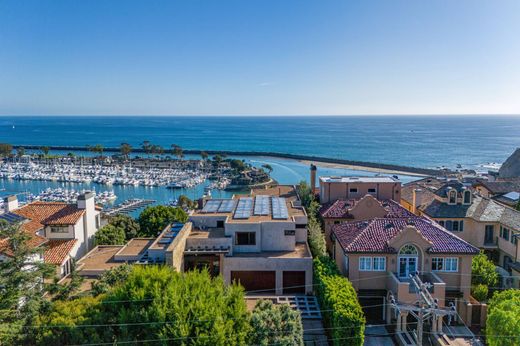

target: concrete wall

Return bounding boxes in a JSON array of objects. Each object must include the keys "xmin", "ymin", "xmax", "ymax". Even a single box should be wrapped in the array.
[
  {"xmin": 320, "ymin": 181, "xmax": 401, "ymax": 204},
  {"xmin": 190, "ymin": 215, "xmax": 228, "ymax": 229},
  {"xmin": 166, "ymin": 223, "xmax": 192, "ymax": 271}
]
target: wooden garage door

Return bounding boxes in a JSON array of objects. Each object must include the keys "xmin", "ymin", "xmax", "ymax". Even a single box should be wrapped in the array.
[
  {"xmin": 231, "ymin": 271, "xmax": 276, "ymax": 294},
  {"xmin": 283, "ymin": 271, "xmax": 306, "ymax": 294}
]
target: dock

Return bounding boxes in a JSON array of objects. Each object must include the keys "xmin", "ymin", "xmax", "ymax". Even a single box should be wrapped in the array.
[{"xmin": 104, "ymin": 198, "xmax": 155, "ymax": 216}]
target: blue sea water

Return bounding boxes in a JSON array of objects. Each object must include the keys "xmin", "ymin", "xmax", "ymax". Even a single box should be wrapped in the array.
[{"xmin": 1, "ymin": 115, "xmax": 519, "ymax": 212}]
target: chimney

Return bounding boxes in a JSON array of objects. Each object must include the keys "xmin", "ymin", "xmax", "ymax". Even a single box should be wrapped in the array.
[
  {"xmin": 3, "ymin": 195, "xmax": 19, "ymax": 212},
  {"xmin": 77, "ymin": 191, "xmax": 95, "ymax": 210},
  {"xmin": 412, "ymin": 189, "xmax": 421, "ymax": 214},
  {"xmin": 310, "ymin": 164, "xmax": 317, "ymax": 192}
]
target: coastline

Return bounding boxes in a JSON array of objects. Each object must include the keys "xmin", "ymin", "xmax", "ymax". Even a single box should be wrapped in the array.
[{"xmin": 10, "ymin": 145, "xmax": 445, "ymax": 177}]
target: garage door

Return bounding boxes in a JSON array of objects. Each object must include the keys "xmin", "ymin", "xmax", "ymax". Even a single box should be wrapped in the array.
[
  {"xmin": 231, "ymin": 271, "xmax": 276, "ymax": 294},
  {"xmin": 283, "ymin": 271, "xmax": 306, "ymax": 294}
]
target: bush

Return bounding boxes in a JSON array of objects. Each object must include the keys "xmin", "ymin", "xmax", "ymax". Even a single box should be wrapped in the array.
[
  {"xmin": 94, "ymin": 224, "xmax": 126, "ymax": 245},
  {"xmin": 249, "ymin": 300, "xmax": 303, "ymax": 346},
  {"xmin": 308, "ymin": 217, "xmax": 327, "ymax": 257},
  {"xmin": 108, "ymin": 214, "xmax": 140, "ymax": 240},
  {"xmin": 472, "ymin": 251, "xmax": 498, "ymax": 287},
  {"xmin": 91, "ymin": 264, "xmax": 132, "ymax": 296},
  {"xmin": 471, "ymin": 284, "xmax": 488, "ymax": 302},
  {"xmin": 486, "ymin": 289, "xmax": 520, "ymax": 346},
  {"xmin": 314, "ymin": 256, "xmax": 365, "ymax": 346}
]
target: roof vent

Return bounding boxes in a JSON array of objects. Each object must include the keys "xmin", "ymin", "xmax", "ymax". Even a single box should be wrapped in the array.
[
  {"xmin": 406, "ymin": 219, "xmax": 415, "ymax": 226},
  {"xmin": 385, "ymin": 222, "xmax": 394, "ymax": 229}
]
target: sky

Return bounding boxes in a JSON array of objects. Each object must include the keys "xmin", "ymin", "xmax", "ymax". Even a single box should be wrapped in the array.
[{"xmin": 0, "ymin": 0, "xmax": 519, "ymax": 116}]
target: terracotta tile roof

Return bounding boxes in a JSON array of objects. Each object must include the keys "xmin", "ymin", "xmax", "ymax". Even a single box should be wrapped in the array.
[
  {"xmin": 332, "ymin": 217, "xmax": 478, "ymax": 254},
  {"xmin": 44, "ymin": 239, "xmax": 77, "ymax": 265},
  {"xmin": 319, "ymin": 199, "xmax": 414, "ymax": 219},
  {"xmin": 0, "ymin": 219, "xmax": 48, "ymax": 257},
  {"xmin": 13, "ymin": 202, "xmax": 85, "ymax": 226}
]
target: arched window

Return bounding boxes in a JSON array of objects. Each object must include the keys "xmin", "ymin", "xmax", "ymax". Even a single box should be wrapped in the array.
[
  {"xmin": 448, "ymin": 190, "xmax": 457, "ymax": 204},
  {"xmin": 463, "ymin": 190, "xmax": 471, "ymax": 204},
  {"xmin": 399, "ymin": 244, "xmax": 418, "ymax": 255}
]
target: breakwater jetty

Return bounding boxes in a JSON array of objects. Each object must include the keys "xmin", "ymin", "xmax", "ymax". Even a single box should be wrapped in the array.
[{"xmin": 11, "ymin": 145, "xmax": 450, "ymax": 176}]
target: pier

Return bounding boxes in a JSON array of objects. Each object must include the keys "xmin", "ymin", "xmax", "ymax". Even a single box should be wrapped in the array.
[{"xmin": 104, "ymin": 198, "xmax": 155, "ymax": 216}]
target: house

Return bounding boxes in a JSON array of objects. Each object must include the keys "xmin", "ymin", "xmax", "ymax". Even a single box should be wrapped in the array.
[
  {"xmin": 330, "ymin": 212, "xmax": 479, "ymax": 325},
  {"xmin": 319, "ymin": 194, "xmax": 415, "ymax": 252},
  {"xmin": 473, "ymin": 179, "xmax": 520, "ymax": 208},
  {"xmin": 318, "ymin": 176, "xmax": 401, "ymax": 204},
  {"xmin": 402, "ymin": 180, "xmax": 520, "ymax": 287},
  {"xmin": 186, "ymin": 185, "xmax": 313, "ymax": 295},
  {"xmin": 0, "ymin": 192, "xmax": 101, "ymax": 278}
]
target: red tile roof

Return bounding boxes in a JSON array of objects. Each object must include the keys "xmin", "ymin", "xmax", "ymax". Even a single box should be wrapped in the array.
[
  {"xmin": 320, "ymin": 199, "xmax": 415, "ymax": 219},
  {"xmin": 332, "ymin": 217, "xmax": 478, "ymax": 254},
  {"xmin": 44, "ymin": 239, "xmax": 77, "ymax": 264},
  {"xmin": 14, "ymin": 202, "xmax": 85, "ymax": 226}
]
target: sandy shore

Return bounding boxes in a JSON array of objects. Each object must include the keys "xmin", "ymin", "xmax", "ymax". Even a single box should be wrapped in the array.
[{"xmin": 298, "ymin": 159, "xmax": 428, "ymax": 177}]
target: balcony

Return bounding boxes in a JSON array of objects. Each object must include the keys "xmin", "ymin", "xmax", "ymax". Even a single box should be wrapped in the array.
[{"xmin": 387, "ymin": 272, "xmax": 446, "ymax": 306}]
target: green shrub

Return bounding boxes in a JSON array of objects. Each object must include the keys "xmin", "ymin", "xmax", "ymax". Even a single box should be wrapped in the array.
[
  {"xmin": 249, "ymin": 299, "xmax": 303, "ymax": 346},
  {"xmin": 91, "ymin": 264, "xmax": 132, "ymax": 295},
  {"xmin": 471, "ymin": 284, "xmax": 488, "ymax": 302},
  {"xmin": 308, "ymin": 217, "xmax": 327, "ymax": 257},
  {"xmin": 314, "ymin": 256, "xmax": 365, "ymax": 346},
  {"xmin": 94, "ymin": 224, "xmax": 126, "ymax": 245},
  {"xmin": 486, "ymin": 289, "xmax": 520, "ymax": 346},
  {"xmin": 138, "ymin": 205, "xmax": 188, "ymax": 237},
  {"xmin": 472, "ymin": 251, "xmax": 498, "ymax": 287}
]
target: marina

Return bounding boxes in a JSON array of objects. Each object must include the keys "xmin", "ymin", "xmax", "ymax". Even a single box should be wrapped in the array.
[{"xmin": 104, "ymin": 198, "xmax": 156, "ymax": 216}]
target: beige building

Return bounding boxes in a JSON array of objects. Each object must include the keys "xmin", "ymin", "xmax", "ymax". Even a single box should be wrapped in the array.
[
  {"xmin": 319, "ymin": 176, "xmax": 401, "ymax": 204},
  {"xmin": 185, "ymin": 185, "xmax": 313, "ymax": 295},
  {"xmin": 402, "ymin": 179, "xmax": 520, "ymax": 288},
  {"xmin": 0, "ymin": 193, "xmax": 101, "ymax": 278}
]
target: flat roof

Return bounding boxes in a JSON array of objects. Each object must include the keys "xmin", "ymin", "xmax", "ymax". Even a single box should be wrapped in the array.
[
  {"xmin": 77, "ymin": 245, "xmax": 125, "ymax": 272},
  {"xmin": 232, "ymin": 242, "xmax": 311, "ymax": 259},
  {"xmin": 117, "ymin": 238, "xmax": 154, "ymax": 257},
  {"xmin": 319, "ymin": 176, "xmax": 399, "ymax": 183},
  {"xmin": 189, "ymin": 228, "xmax": 226, "ymax": 239}
]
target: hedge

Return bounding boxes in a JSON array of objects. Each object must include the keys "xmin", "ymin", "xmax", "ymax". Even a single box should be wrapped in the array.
[{"xmin": 314, "ymin": 256, "xmax": 365, "ymax": 346}]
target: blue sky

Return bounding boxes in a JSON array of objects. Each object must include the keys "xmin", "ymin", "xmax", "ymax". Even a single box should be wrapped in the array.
[{"xmin": 0, "ymin": 0, "xmax": 519, "ymax": 115}]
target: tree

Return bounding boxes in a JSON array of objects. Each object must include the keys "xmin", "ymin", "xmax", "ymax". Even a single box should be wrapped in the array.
[
  {"xmin": 120, "ymin": 142, "xmax": 132, "ymax": 159},
  {"xmin": 48, "ymin": 259, "xmax": 84, "ymax": 301},
  {"xmin": 486, "ymin": 289, "xmax": 520, "ymax": 346},
  {"xmin": 171, "ymin": 144, "xmax": 183, "ymax": 160},
  {"xmin": 178, "ymin": 195, "xmax": 197, "ymax": 210},
  {"xmin": 98, "ymin": 266, "xmax": 250, "ymax": 345},
  {"xmin": 137, "ymin": 205, "xmax": 188, "ymax": 237},
  {"xmin": 16, "ymin": 146, "xmax": 25, "ymax": 158},
  {"xmin": 229, "ymin": 159, "xmax": 246, "ymax": 172},
  {"xmin": 201, "ymin": 151, "xmax": 209, "ymax": 160},
  {"xmin": 297, "ymin": 180, "xmax": 315, "ymax": 209},
  {"xmin": 108, "ymin": 214, "xmax": 140, "ymax": 240},
  {"xmin": 67, "ymin": 152, "xmax": 75, "ymax": 158},
  {"xmin": 40, "ymin": 146, "xmax": 50, "ymax": 157},
  {"xmin": 261, "ymin": 164, "xmax": 273, "ymax": 174},
  {"xmin": 89, "ymin": 144, "xmax": 104, "ymax": 158},
  {"xmin": 0, "ymin": 143, "xmax": 13, "ymax": 157},
  {"xmin": 249, "ymin": 300, "xmax": 303, "ymax": 346},
  {"xmin": 516, "ymin": 198, "xmax": 520, "ymax": 212},
  {"xmin": 94, "ymin": 224, "xmax": 126, "ymax": 245},
  {"xmin": 0, "ymin": 221, "xmax": 55, "ymax": 345},
  {"xmin": 472, "ymin": 251, "xmax": 498, "ymax": 287},
  {"xmin": 91, "ymin": 264, "xmax": 132, "ymax": 296},
  {"xmin": 141, "ymin": 140, "xmax": 151, "ymax": 156}
]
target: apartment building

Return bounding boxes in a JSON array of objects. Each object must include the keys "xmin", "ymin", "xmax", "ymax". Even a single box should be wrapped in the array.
[
  {"xmin": 402, "ymin": 180, "xmax": 520, "ymax": 287},
  {"xmin": 319, "ymin": 176, "xmax": 401, "ymax": 204},
  {"xmin": 0, "ymin": 192, "xmax": 101, "ymax": 277}
]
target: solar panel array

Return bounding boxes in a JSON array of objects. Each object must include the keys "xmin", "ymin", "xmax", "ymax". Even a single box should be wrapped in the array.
[
  {"xmin": 254, "ymin": 195, "xmax": 270, "ymax": 215},
  {"xmin": 218, "ymin": 199, "xmax": 237, "ymax": 213},
  {"xmin": 202, "ymin": 199, "xmax": 222, "ymax": 213},
  {"xmin": 271, "ymin": 197, "xmax": 289, "ymax": 219},
  {"xmin": 0, "ymin": 212, "xmax": 26, "ymax": 224},
  {"xmin": 234, "ymin": 197, "xmax": 253, "ymax": 219}
]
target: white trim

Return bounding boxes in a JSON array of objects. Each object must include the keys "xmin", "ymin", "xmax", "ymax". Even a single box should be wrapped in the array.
[{"xmin": 359, "ymin": 257, "xmax": 372, "ymax": 271}]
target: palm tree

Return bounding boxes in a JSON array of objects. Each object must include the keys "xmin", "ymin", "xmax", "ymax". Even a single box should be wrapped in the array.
[
  {"xmin": 201, "ymin": 151, "xmax": 209, "ymax": 161},
  {"xmin": 262, "ymin": 164, "xmax": 273, "ymax": 174},
  {"xmin": 171, "ymin": 144, "xmax": 183, "ymax": 161},
  {"xmin": 40, "ymin": 146, "xmax": 50, "ymax": 157},
  {"xmin": 90, "ymin": 144, "xmax": 104, "ymax": 158},
  {"xmin": 141, "ymin": 141, "xmax": 151, "ymax": 157},
  {"xmin": 16, "ymin": 147, "xmax": 25, "ymax": 158},
  {"xmin": 120, "ymin": 143, "xmax": 132, "ymax": 159}
]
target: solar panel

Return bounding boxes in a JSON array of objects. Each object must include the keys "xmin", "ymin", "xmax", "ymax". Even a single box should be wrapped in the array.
[
  {"xmin": 254, "ymin": 195, "xmax": 270, "ymax": 215},
  {"xmin": 202, "ymin": 200, "xmax": 222, "ymax": 213},
  {"xmin": 271, "ymin": 197, "xmax": 289, "ymax": 219},
  {"xmin": 234, "ymin": 197, "xmax": 253, "ymax": 219},
  {"xmin": 218, "ymin": 199, "xmax": 237, "ymax": 213},
  {"xmin": 0, "ymin": 212, "xmax": 26, "ymax": 224}
]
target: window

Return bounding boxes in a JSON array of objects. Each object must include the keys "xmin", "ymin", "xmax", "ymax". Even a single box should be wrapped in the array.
[
  {"xmin": 463, "ymin": 190, "xmax": 471, "ymax": 204},
  {"xmin": 349, "ymin": 188, "xmax": 358, "ymax": 193},
  {"xmin": 334, "ymin": 221, "xmax": 340, "ymax": 225},
  {"xmin": 445, "ymin": 258, "xmax": 458, "ymax": 272},
  {"xmin": 502, "ymin": 228, "xmax": 510, "ymax": 241},
  {"xmin": 373, "ymin": 257, "xmax": 386, "ymax": 271},
  {"xmin": 445, "ymin": 220, "xmax": 453, "ymax": 231},
  {"xmin": 438, "ymin": 221, "xmax": 445, "ymax": 227},
  {"xmin": 368, "ymin": 188, "xmax": 377, "ymax": 193},
  {"xmin": 432, "ymin": 258, "xmax": 444, "ymax": 271},
  {"xmin": 452, "ymin": 221, "xmax": 459, "ymax": 232},
  {"xmin": 50, "ymin": 226, "xmax": 68, "ymax": 233},
  {"xmin": 511, "ymin": 233, "xmax": 518, "ymax": 245},
  {"xmin": 359, "ymin": 257, "xmax": 372, "ymax": 271},
  {"xmin": 295, "ymin": 224, "xmax": 306, "ymax": 229},
  {"xmin": 235, "ymin": 232, "xmax": 256, "ymax": 245},
  {"xmin": 399, "ymin": 244, "xmax": 419, "ymax": 255},
  {"xmin": 448, "ymin": 190, "xmax": 457, "ymax": 204},
  {"xmin": 216, "ymin": 220, "xmax": 225, "ymax": 228},
  {"xmin": 432, "ymin": 257, "xmax": 458, "ymax": 272}
]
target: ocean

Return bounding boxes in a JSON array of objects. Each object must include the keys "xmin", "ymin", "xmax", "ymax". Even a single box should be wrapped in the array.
[{"xmin": 1, "ymin": 115, "xmax": 519, "ymax": 212}]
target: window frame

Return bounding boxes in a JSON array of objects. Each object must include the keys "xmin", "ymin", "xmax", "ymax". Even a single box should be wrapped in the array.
[
  {"xmin": 372, "ymin": 257, "xmax": 386, "ymax": 271},
  {"xmin": 359, "ymin": 257, "xmax": 372, "ymax": 271},
  {"xmin": 431, "ymin": 257, "xmax": 444, "ymax": 271},
  {"xmin": 349, "ymin": 188, "xmax": 358, "ymax": 193},
  {"xmin": 50, "ymin": 226, "xmax": 69, "ymax": 233},
  {"xmin": 235, "ymin": 232, "xmax": 256, "ymax": 246},
  {"xmin": 444, "ymin": 258, "xmax": 459, "ymax": 272}
]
